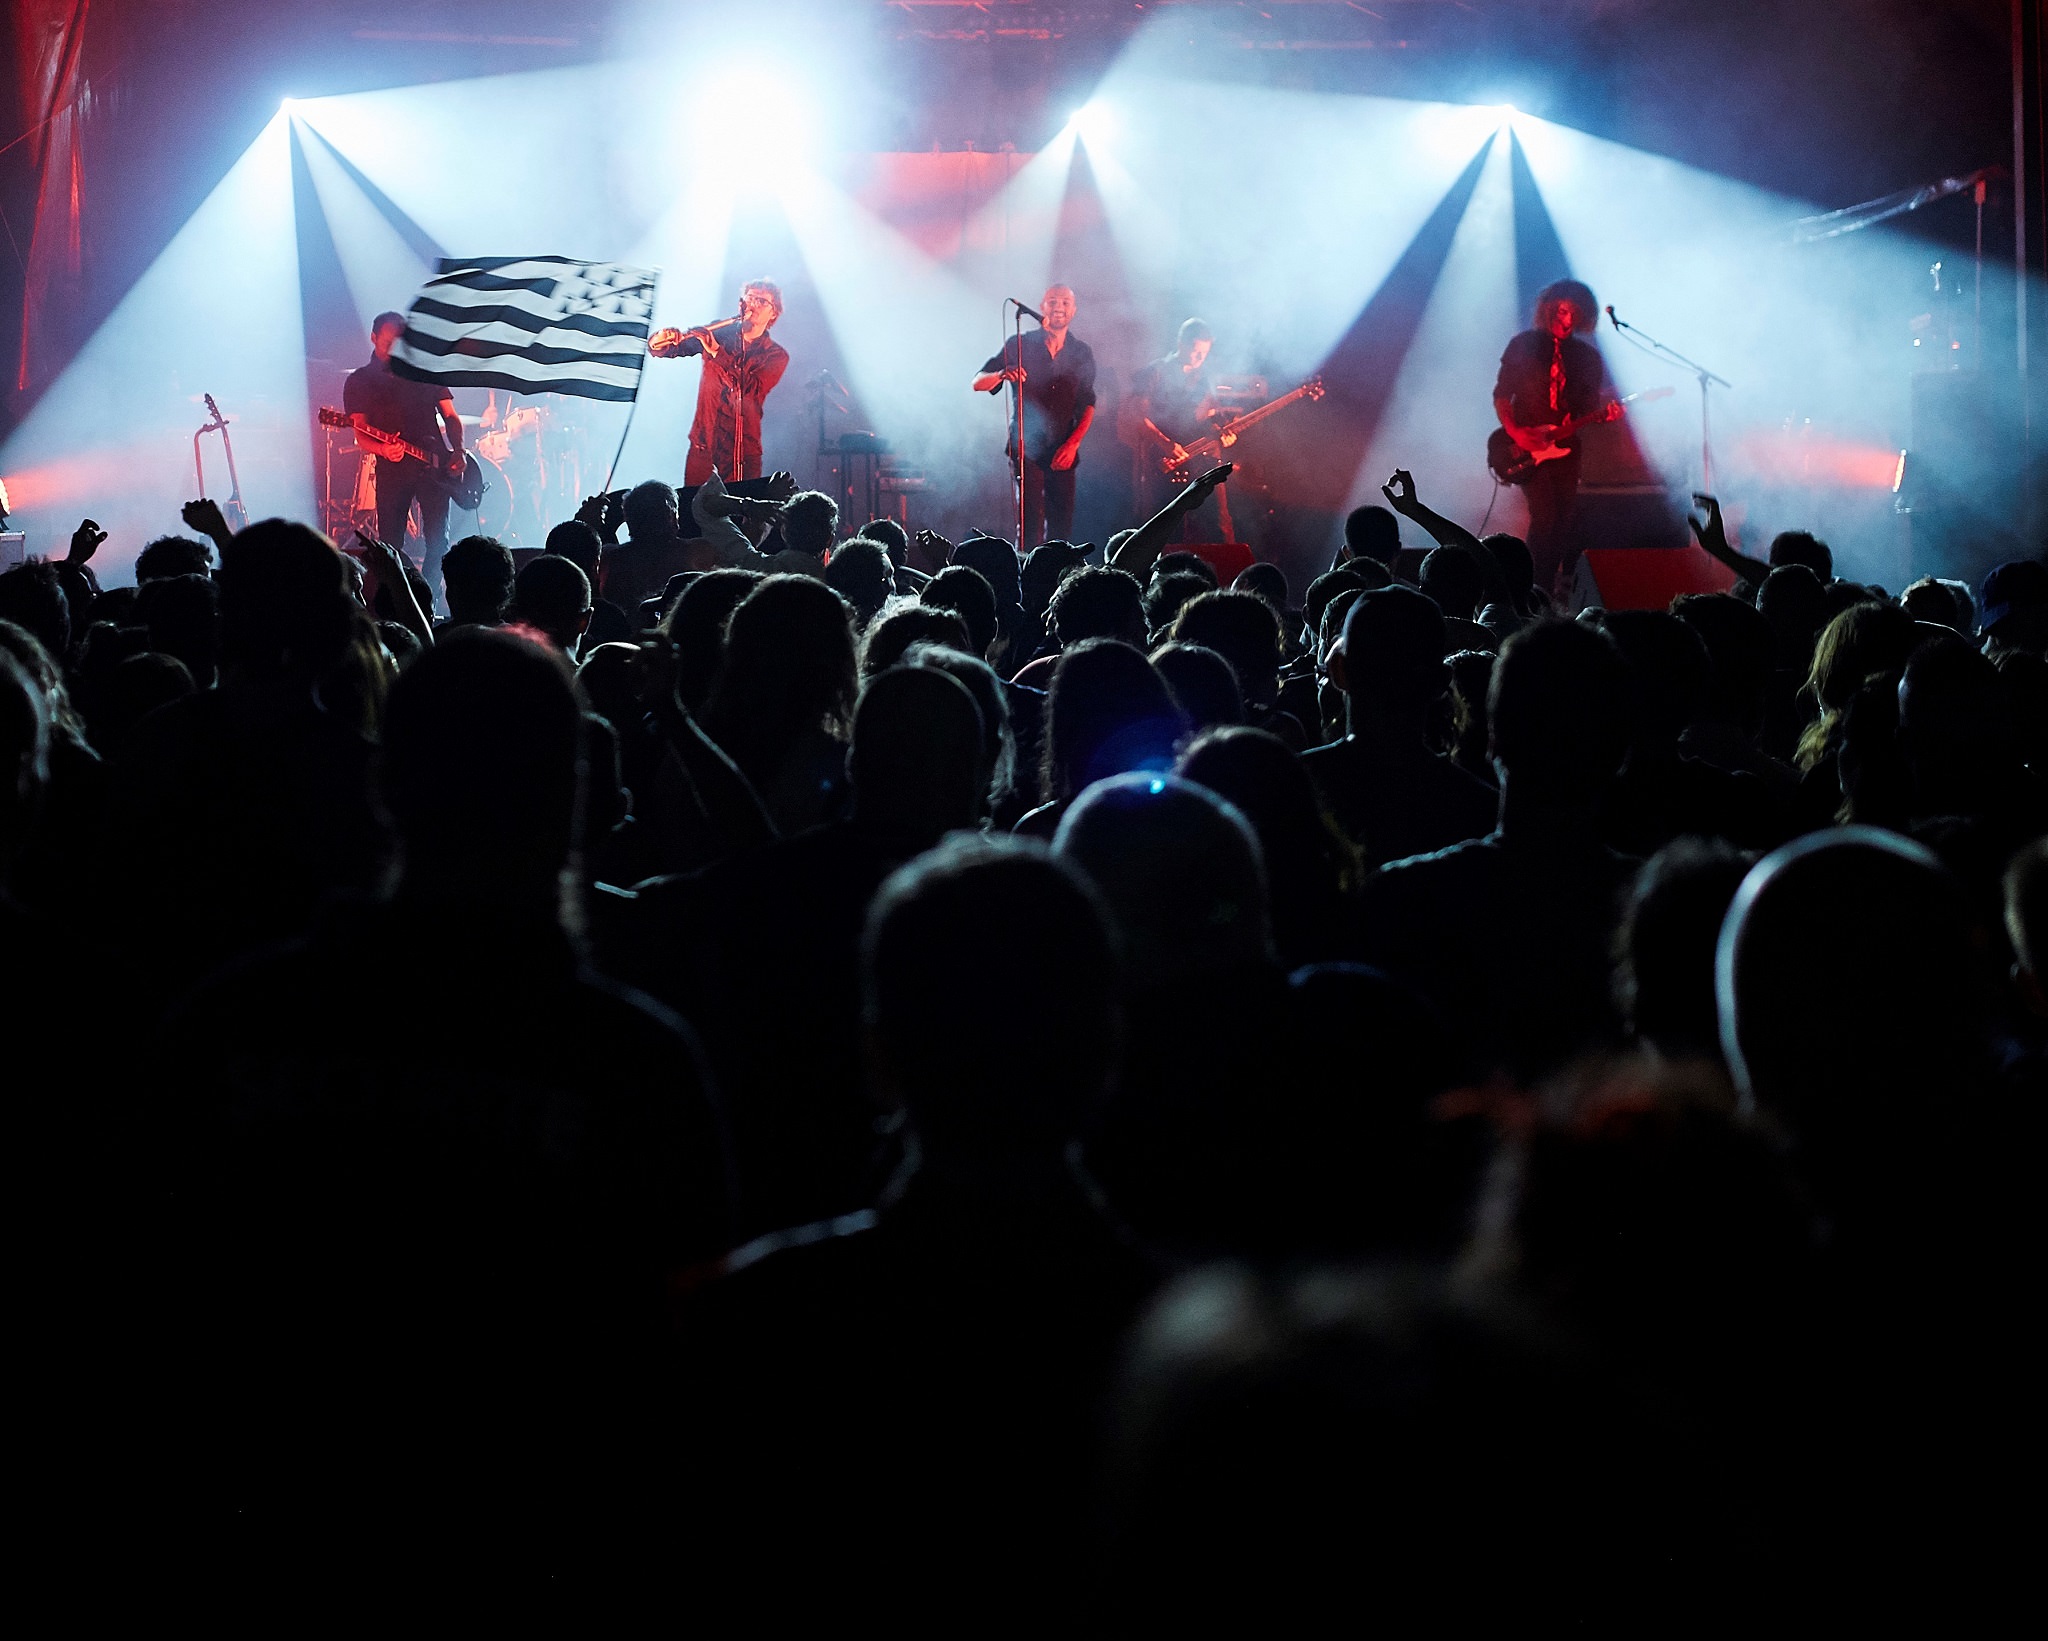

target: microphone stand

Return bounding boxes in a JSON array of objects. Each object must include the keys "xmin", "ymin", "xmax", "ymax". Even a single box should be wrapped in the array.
[
  {"xmin": 1607, "ymin": 311, "xmax": 1731, "ymax": 491},
  {"xmin": 1003, "ymin": 297, "xmax": 1029, "ymax": 551}
]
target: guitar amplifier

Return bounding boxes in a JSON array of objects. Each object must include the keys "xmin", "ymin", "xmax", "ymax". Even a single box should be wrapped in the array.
[{"xmin": 0, "ymin": 532, "xmax": 24, "ymax": 571}]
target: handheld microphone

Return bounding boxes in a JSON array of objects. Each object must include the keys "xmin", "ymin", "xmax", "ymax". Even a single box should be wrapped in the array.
[{"xmin": 1007, "ymin": 297, "xmax": 1044, "ymax": 322}]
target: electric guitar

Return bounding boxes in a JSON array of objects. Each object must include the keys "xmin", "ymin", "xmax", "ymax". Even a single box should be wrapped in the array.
[
  {"xmin": 318, "ymin": 407, "xmax": 488, "ymax": 511},
  {"xmin": 1485, "ymin": 386, "xmax": 1673, "ymax": 486},
  {"xmin": 1159, "ymin": 376, "xmax": 1325, "ymax": 477}
]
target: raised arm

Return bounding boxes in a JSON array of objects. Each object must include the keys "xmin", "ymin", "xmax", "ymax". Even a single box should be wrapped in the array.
[
  {"xmin": 1380, "ymin": 468, "xmax": 1512, "ymax": 610},
  {"xmin": 1111, "ymin": 463, "xmax": 1234, "ymax": 580},
  {"xmin": 1688, "ymin": 493, "xmax": 1768, "ymax": 590}
]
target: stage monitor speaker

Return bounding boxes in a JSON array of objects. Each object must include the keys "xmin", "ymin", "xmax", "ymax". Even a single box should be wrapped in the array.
[
  {"xmin": 0, "ymin": 532, "xmax": 24, "ymax": 572},
  {"xmin": 1570, "ymin": 545, "xmax": 1737, "ymax": 613},
  {"xmin": 1182, "ymin": 540, "xmax": 1257, "ymax": 587}
]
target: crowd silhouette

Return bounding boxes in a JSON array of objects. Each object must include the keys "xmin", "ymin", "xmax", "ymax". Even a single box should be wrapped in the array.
[{"xmin": 2, "ymin": 467, "xmax": 2043, "ymax": 1621}]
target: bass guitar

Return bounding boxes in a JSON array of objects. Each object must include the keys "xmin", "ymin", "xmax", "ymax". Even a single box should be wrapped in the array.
[
  {"xmin": 319, "ymin": 407, "xmax": 488, "ymax": 511},
  {"xmin": 1485, "ymin": 386, "xmax": 1673, "ymax": 486},
  {"xmin": 1160, "ymin": 376, "xmax": 1325, "ymax": 478}
]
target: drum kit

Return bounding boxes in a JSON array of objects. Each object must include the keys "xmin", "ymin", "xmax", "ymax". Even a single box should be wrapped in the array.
[{"xmin": 324, "ymin": 392, "xmax": 591, "ymax": 547}]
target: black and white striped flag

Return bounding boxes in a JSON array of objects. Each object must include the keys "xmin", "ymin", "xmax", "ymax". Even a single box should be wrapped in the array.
[{"xmin": 390, "ymin": 256, "xmax": 660, "ymax": 402}]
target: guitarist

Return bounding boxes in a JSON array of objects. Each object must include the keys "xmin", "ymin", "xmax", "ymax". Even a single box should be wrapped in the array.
[
  {"xmin": 1493, "ymin": 280, "xmax": 1606, "ymax": 598},
  {"xmin": 344, "ymin": 311, "xmax": 465, "ymax": 598},
  {"xmin": 1124, "ymin": 318, "xmax": 1234, "ymax": 540}
]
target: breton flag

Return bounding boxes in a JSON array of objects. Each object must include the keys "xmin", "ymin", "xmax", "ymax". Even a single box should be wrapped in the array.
[{"xmin": 390, "ymin": 256, "xmax": 660, "ymax": 403}]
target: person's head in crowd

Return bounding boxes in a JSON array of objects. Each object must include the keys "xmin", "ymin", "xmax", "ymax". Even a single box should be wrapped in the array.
[
  {"xmin": 0, "ymin": 562, "xmax": 71, "ymax": 661},
  {"xmin": 1596, "ymin": 609, "xmax": 1712, "ymax": 755},
  {"xmin": 1616, "ymin": 837, "xmax": 1754, "ymax": 1064},
  {"xmin": 642, "ymin": 568, "xmax": 753, "ymax": 716},
  {"xmin": 2005, "ymin": 837, "xmax": 2048, "ymax": 1021},
  {"xmin": 1150, "ymin": 641, "xmax": 1244, "ymax": 734},
  {"xmin": 1177, "ymin": 726, "xmax": 1355, "ymax": 956},
  {"xmin": 1103, "ymin": 1266, "xmax": 1662, "ymax": 1629},
  {"xmin": 136, "ymin": 534, "xmax": 213, "ymax": 583},
  {"xmin": 623, "ymin": 479, "xmax": 681, "ymax": 543},
  {"xmin": 215, "ymin": 519, "xmax": 361, "ymax": 688},
  {"xmin": 1819, "ymin": 577, "xmax": 1881, "ymax": 622},
  {"xmin": 848, "ymin": 664, "xmax": 984, "ymax": 845},
  {"xmin": 1303, "ymin": 566, "xmax": 1374, "ymax": 651},
  {"xmin": 1315, "ymin": 586, "xmax": 1366, "ymax": 675},
  {"xmin": 92, "ymin": 586, "xmax": 140, "ymax": 629},
  {"xmin": 822, "ymin": 537, "xmax": 894, "ymax": 629},
  {"xmin": 1445, "ymin": 648, "xmax": 1495, "ymax": 778},
  {"xmin": 1901, "ymin": 575, "xmax": 1974, "ymax": 637},
  {"xmin": 1040, "ymin": 639, "xmax": 1187, "ymax": 805},
  {"xmin": 1144, "ymin": 571, "xmax": 1212, "ymax": 642},
  {"xmin": 858, "ymin": 517, "xmax": 909, "ymax": 565},
  {"xmin": 1418, "ymin": 547, "xmax": 1483, "ymax": 622},
  {"xmin": 1980, "ymin": 557, "xmax": 2048, "ymax": 655},
  {"xmin": 1767, "ymin": 529, "xmax": 1832, "ymax": 582},
  {"xmin": 135, "ymin": 573, "xmax": 219, "ymax": 689},
  {"xmin": 1998, "ymin": 646, "xmax": 2048, "ymax": 784},
  {"xmin": 863, "ymin": 835, "xmax": 1119, "ymax": 1161},
  {"xmin": 1671, "ymin": 593, "xmax": 1772, "ymax": 741},
  {"xmin": 1055, "ymin": 771, "xmax": 1270, "ymax": 987},
  {"xmin": 380, "ymin": 627, "xmax": 583, "ymax": 914},
  {"xmin": 1330, "ymin": 586, "xmax": 1446, "ymax": 730},
  {"xmin": 90, "ymin": 651, "xmax": 195, "ymax": 757},
  {"xmin": 1022, "ymin": 541, "xmax": 1089, "ymax": 619},
  {"xmin": 0, "ymin": 618, "xmax": 88, "ymax": 749},
  {"xmin": 1152, "ymin": 550, "xmax": 1219, "ymax": 591},
  {"xmin": 901, "ymin": 641, "xmax": 1015, "ymax": 815},
  {"xmin": 441, "ymin": 534, "xmax": 515, "ymax": 628},
  {"xmin": 1757, "ymin": 562, "xmax": 1828, "ymax": 673},
  {"xmin": 0, "ymin": 645, "xmax": 48, "ymax": 884},
  {"xmin": 1481, "ymin": 533, "xmax": 1536, "ymax": 614},
  {"xmin": 703, "ymin": 573, "xmax": 859, "ymax": 771},
  {"xmin": 508, "ymin": 553, "xmax": 593, "ymax": 655},
  {"xmin": 1796, "ymin": 598, "xmax": 1921, "ymax": 771},
  {"xmin": 1488, "ymin": 617, "xmax": 1633, "ymax": 810},
  {"xmin": 573, "ymin": 641, "xmax": 642, "ymax": 739},
  {"xmin": 954, "ymin": 536, "xmax": 1024, "ymax": 612},
  {"xmin": 1231, "ymin": 562, "xmax": 1289, "ymax": 626},
  {"xmin": 1719, "ymin": 829, "xmax": 1993, "ymax": 1203},
  {"xmin": 1896, "ymin": 632, "xmax": 2020, "ymax": 818},
  {"xmin": 778, "ymin": 489, "xmax": 839, "ymax": 560},
  {"xmin": 1052, "ymin": 565, "xmax": 1146, "ymax": 651},
  {"xmin": 544, "ymin": 519, "xmax": 604, "ymax": 585},
  {"xmin": 1343, "ymin": 503, "xmax": 1401, "ymax": 568},
  {"xmin": 1169, "ymin": 590, "xmax": 1285, "ymax": 710},
  {"xmin": 921, "ymin": 564, "xmax": 998, "ymax": 659},
  {"xmin": 862, "ymin": 604, "xmax": 970, "ymax": 680}
]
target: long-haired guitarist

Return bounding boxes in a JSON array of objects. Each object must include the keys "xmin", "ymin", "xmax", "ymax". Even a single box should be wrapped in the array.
[
  {"xmin": 343, "ymin": 311, "xmax": 465, "ymax": 596},
  {"xmin": 1493, "ymin": 279, "xmax": 1607, "ymax": 597}
]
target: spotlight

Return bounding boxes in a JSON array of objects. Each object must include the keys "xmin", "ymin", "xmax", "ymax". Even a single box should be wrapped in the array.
[
  {"xmin": 280, "ymin": 96, "xmax": 296, "ymax": 112},
  {"xmin": 696, "ymin": 70, "xmax": 812, "ymax": 182},
  {"xmin": 1495, "ymin": 103, "xmax": 1518, "ymax": 121},
  {"xmin": 1071, "ymin": 100, "xmax": 1116, "ymax": 146}
]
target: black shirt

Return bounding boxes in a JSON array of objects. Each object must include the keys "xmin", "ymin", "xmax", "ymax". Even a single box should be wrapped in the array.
[
  {"xmin": 1494, "ymin": 329, "xmax": 1606, "ymax": 429},
  {"xmin": 981, "ymin": 329, "xmax": 1098, "ymax": 467},
  {"xmin": 1129, "ymin": 354, "xmax": 1214, "ymax": 445},
  {"xmin": 342, "ymin": 354, "xmax": 449, "ymax": 453}
]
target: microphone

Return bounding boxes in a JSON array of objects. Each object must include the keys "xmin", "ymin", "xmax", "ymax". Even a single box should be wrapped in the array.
[
  {"xmin": 1007, "ymin": 297, "xmax": 1044, "ymax": 322},
  {"xmin": 1605, "ymin": 305, "xmax": 1622, "ymax": 329}
]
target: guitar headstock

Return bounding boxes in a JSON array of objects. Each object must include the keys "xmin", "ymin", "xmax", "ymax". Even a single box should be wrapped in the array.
[
  {"xmin": 1303, "ymin": 376, "xmax": 1326, "ymax": 401},
  {"xmin": 317, "ymin": 407, "xmax": 351, "ymax": 429}
]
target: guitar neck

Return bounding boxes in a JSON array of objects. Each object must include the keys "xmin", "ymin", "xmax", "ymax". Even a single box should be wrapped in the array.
[{"xmin": 1220, "ymin": 383, "xmax": 1312, "ymax": 439}]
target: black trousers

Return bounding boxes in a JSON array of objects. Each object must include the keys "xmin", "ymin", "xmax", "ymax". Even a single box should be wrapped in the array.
[
  {"xmin": 1015, "ymin": 456, "xmax": 1077, "ymax": 548},
  {"xmin": 1523, "ymin": 452, "xmax": 1582, "ymax": 600},
  {"xmin": 374, "ymin": 458, "xmax": 452, "ymax": 597}
]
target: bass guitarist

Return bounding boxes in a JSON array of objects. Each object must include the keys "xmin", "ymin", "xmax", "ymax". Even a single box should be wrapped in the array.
[
  {"xmin": 1493, "ymin": 280, "xmax": 1607, "ymax": 599},
  {"xmin": 1124, "ymin": 318, "xmax": 1234, "ymax": 540},
  {"xmin": 344, "ymin": 310, "xmax": 465, "ymax": 598}
]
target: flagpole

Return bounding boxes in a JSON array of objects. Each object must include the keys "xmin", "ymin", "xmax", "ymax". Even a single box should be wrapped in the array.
[{"xmin": 603, "ymin": 381, "xmax": 643, "ymax": 493}]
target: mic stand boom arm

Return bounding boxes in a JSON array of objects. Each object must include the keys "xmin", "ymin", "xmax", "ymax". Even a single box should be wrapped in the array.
[{"xmin": 1606, "ymin": 309, "xmax": 1731, "ymax": 492}]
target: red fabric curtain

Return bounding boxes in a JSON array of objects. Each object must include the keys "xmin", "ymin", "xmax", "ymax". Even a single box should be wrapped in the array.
[{"xmin": 13, "ymin": 0, "xmax": 93, "ymax": 395}]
